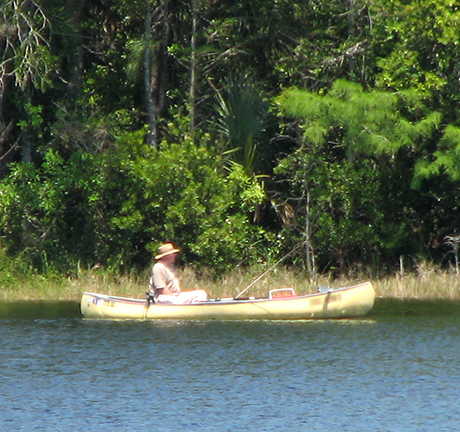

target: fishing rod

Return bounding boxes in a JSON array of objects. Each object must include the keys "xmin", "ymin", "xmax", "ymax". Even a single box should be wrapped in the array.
[{"xmin": 234, "ymin": 242, "xmax": 305, "ymax": 300}]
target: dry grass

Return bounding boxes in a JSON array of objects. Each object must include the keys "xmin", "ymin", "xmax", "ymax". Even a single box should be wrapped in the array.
[
  {"xmin": 1, "ymin": 263, "xmax": 460, "ymax": 301},
  {"xmin": 0, "ymin": 271, "xmax": 145, "ymax": 301},
  {"xmin": 373, "ymin": 263, "xmax": 460, "ymax": 300}
]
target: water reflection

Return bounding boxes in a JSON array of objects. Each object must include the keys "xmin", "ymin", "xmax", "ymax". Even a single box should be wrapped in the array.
[
  {"xmin": 370, "ymin": 297, "xmax": 460, "ymax": 317},
  {"xmin": 0, "ymin": 300, "xmax": 80, "ymax": 320},
  {"xmin": 2, "ymin": 297, "xmax": 460, "ymax": 320}
]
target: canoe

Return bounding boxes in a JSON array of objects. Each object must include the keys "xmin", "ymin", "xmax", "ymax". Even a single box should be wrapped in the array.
[{"xmin": 80, "ymin": 281, "xmax": 375, "ymax": 320}]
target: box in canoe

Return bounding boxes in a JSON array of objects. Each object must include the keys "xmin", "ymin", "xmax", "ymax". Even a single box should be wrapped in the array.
[{"xmin": 80, "ymin": 281, "xmax": 375, "ymax": 320}]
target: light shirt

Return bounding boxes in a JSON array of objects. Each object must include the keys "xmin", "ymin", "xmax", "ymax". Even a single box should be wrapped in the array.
[{"xmin": 150, "ymin": 262, "xmax": 180, "ymax": 294}]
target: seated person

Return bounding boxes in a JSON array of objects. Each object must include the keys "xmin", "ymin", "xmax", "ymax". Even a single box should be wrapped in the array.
[{"xmin": 149, "ymin": 243, "xmax": 207, "ymax": 304}]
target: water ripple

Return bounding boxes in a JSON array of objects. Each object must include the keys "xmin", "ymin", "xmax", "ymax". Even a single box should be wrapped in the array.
[{"xmin": 1, "ymin": 317, "xmax": 460, "ymax": 431}]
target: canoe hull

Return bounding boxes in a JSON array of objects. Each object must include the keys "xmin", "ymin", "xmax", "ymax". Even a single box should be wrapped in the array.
[{"xmin": 80, "ymin": 282, "xmax": 375, "ymax": 320}]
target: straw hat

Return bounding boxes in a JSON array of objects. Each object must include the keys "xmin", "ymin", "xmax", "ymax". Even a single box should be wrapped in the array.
[{"xmin": 155, "ymin": 243, "xmax": 180, "ymax": 260}]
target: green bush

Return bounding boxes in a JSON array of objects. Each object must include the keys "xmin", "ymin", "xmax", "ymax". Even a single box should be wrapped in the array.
[
  {"xmin": 0, "ymin": 133, "xmax": 272, "ymax": 276},
  {"xmin": 94, "ymin": 134, "xmax": 271, "ymax": 274}
]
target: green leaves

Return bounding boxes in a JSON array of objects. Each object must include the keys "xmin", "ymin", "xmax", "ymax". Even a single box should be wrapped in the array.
[
  {"xmin": 0, "ymin": 150, "xmax": 96, "ymax": 270},
  {"xmin": 215, "ymin": 80, "xmax": 269, "ymax": 175},
  {"xmin": 278, "ymin": 80, "xmax": 441, "ymax": 157},
  {"xmin": 373, "ymin": 0, "xmax": 460, "ymax": 106},
  {"xmin": 1, "ymin": 0, "xmax": 56, "ymax": 92},
  {"xmin": 274, "ymin": 79, "xmax": 450, "ymax": 272},
  {"xmin": 65, "ymin": 136, "xmax": 270, "ymax": 273},
  {"xmin": 413, "ymin": 124, "xmax": 460, "ymax": 186}
]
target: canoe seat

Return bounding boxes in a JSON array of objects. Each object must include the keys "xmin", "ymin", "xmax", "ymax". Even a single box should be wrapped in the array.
[
  {"xmin": 268, "ymin": 288, "xmax": 296, "ymax": 299},
  {"xmin": 317, "ymin": 286, "xmax": 331, "ymax": 293}
]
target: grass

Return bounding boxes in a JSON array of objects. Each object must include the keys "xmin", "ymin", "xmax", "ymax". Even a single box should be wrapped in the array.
[
  {"xmin": 373, "ymin": 265, "xmax": 460, "ymax": 300},
  {"xmin": 1, "ymin": 262, "xmax": 460, "ymax": 301}
]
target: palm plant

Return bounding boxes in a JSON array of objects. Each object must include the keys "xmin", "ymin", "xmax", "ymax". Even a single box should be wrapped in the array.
[{"xmin": 214, "ymin": 80, "xmax": 269, "ymax": 175}]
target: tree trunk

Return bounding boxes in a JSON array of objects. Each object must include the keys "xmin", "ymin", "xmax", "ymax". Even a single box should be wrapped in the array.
[
  {"xmin": 144, "ymin": 6, "xmax": 157, "ymax": 147},
  {"xmin": 21, "ymin": 81, "xmax": 32, "ymax": 163},
  {"xmin": 0, "ymin": 64, "xmax": 13, "ymax": 169},
  {"xmin": 153, "ymin": 0, "xmax": 170, "ymax": 121},
  {"xmin": 304, "ymin": 190, "xmax": 316, "ymax": 275},
  {"xmin": 346, "ymin": 0, "xmax": 356, "ymax": 77},
  {"xmin": 190, "ymin": 0, "xmax": 198, "ymax": 133},
  {"xmin": 65, "ymin": 0, "xmax": 84, "ymax": 98}
]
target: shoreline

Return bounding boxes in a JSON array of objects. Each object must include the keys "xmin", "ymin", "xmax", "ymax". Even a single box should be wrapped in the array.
[{"xmin": 2, "ymin": 266, "xmax": 460, "ymax": 303}]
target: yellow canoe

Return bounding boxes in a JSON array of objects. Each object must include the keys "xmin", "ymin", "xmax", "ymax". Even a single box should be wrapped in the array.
[{"xmin": 80, "ymin": 281, "xmax": 375, "ymax": 320}]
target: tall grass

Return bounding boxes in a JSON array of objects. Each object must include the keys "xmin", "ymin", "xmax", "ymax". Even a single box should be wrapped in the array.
[
  {"xmin": 373, "ymin": 263, "xmax": 460, "ymax": 300},
  {"xmin": 0, "ymin": 271, "xmax": 144, "ymax": 301},
  {"xmin": 161, "ymin": 264, "xmax": 460, "ymax": 300},
  {"xmin": 1, "ymin": 262, "xmax": 459, "ymax": 301}
]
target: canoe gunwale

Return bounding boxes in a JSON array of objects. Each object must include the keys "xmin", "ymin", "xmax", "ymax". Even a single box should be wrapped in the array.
[{"xmin": 82, "ymin": 283, "xmax": 359, "ymax": 306}]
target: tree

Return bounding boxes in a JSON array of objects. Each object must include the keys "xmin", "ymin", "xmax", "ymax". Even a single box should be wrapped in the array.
[
  {"xmin": 93, "ymin": 133, "xmax": 268, "ymax": 272},
  {"xmin": 274, "ymin": 80, "xmax": 444, "ymax": 274},
  {"xmin": 215, "ymin": 80, "xmax": 269, "ymax": 175},
  {"xmin": 371, "ymin": 0, "xmax": 460, "ymax": 119},
  {"xmin": 0, "ymin": 0, "xmax": 56, "ymax": 163}
]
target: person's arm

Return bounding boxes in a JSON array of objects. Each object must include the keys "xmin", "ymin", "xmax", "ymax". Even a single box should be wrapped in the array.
[{"xmin": 155, "ymin": 285, "xmax": 177, "ymax": 296}]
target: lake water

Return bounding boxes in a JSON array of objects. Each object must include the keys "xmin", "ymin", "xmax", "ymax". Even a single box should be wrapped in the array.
[{"xmin": 1, "ymin": 300, "xmax": 460, "ymax": 431}]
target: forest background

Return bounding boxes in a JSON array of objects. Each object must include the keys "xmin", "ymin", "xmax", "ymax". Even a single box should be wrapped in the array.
[{"xmin": 1, "ymin": 0, "xmax": 460, "ymax": 297}]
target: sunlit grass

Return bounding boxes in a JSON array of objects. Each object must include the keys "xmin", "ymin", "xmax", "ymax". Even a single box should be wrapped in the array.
[
  {"xmin": 0, "ymin": 271, "xmax": 145, "ymax": 301},
  {"xmin": 1, "ymin": 262, "xmax": 460, "ymax": 301},
  {"xmin": 373, "ymin": 263, "xmax": 460, "ymax": 300}
]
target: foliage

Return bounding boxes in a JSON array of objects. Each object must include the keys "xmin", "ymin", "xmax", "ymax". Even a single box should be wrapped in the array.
[
  {"xmin": 94, "ymin": 134, "xmax": 270, "ymax": 273},
  {"xmin": 413, "ymin": 124, "xmax": 460, "ymax": 184},
  {"xmin": 0, "ymin": 150, "xmax": 97, "ymax": 270},
  {"xmin": 0, "ymin": 134, "xmax": 271, "ymax": 275},
  {"xmin": 277, "ymin": 80, "xmax": 442, "ymax": 156},
  {"xmin": 274, "ymin": 80, "xmax": 449, "ymax": 274},
  {"xmin": 215, "ymin": 80, "xmax": 269, "ymax": 175},
  {"xmin": 371, "ymin": 0, "xmax": 460, "ymax": 119},
  {"xmin": 0, "ymin": 0, "xmax": 56, "ymax": 91},
  {"xmin": 2, "ymin": 0, "xmax": 460, "ymax": 278}
]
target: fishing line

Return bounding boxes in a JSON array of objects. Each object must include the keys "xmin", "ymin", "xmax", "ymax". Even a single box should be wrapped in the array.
[{"xmin": 234, "ymin": 241, "xmax": 305, "ymax": 299}]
